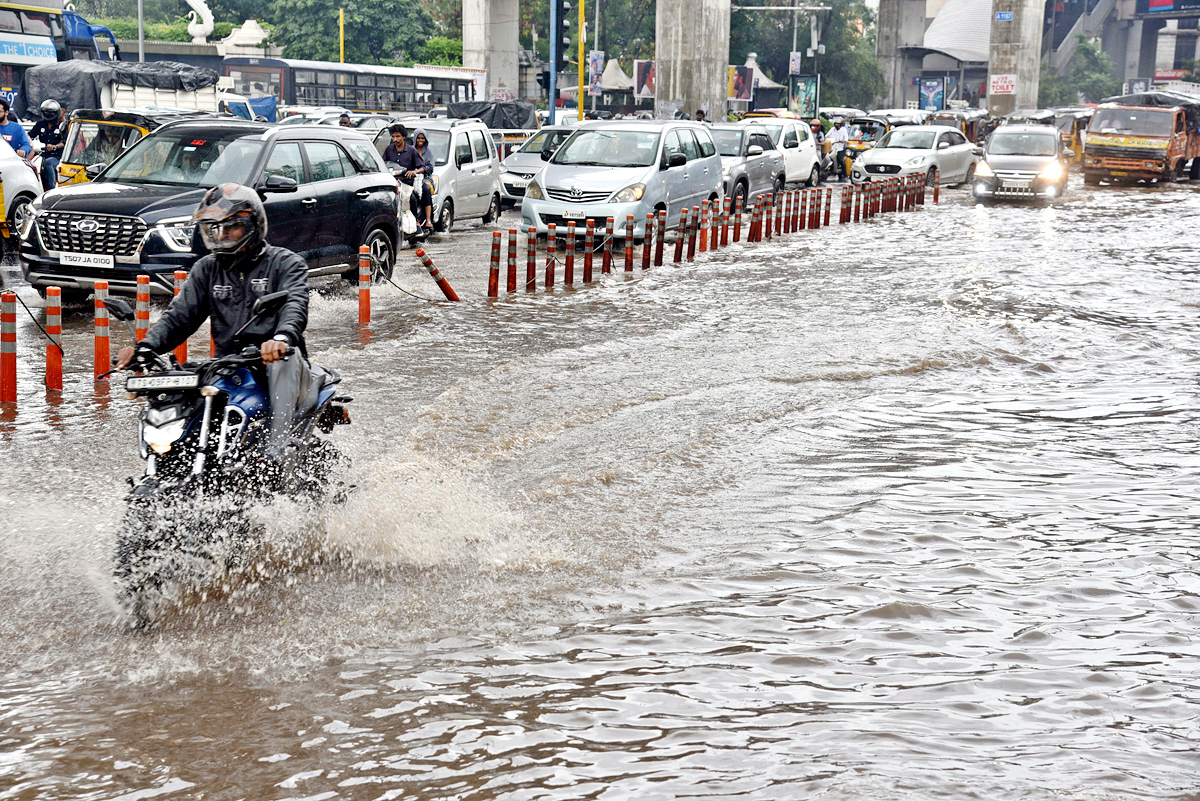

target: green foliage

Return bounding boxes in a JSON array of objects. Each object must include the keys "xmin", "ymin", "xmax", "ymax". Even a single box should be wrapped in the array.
[
  {"xmin": 424, "ymin": 0, "xmax": 463, "ymax": 38},
  {"xmin": 1040, "ymin": 39, "xmax": 1120, "ymax": 105},
  {"xmin": 271, "ymin": 0, "xmax": 434, "ymax": 63},
  {"xmin": 730, "ymin": 0, "xmax": 882, "ymax": 110},
  {"xmin": 419, "ymin": 36, "xmax": 463, "ymax": 67}
]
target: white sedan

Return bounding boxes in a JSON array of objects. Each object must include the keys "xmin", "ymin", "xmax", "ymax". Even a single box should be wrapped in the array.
[{"xmin": 850, "ymin": 124, "xmax": 981, "ymax": 186}]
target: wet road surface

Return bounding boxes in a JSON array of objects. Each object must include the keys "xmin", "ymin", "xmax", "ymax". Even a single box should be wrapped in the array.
[{"xmin": 3, "ymin": 177, "xmax": 1200, "ymax": 799}]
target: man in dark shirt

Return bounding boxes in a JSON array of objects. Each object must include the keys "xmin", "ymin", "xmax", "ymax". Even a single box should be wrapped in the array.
[
  {"xmin": 30, "ymin": 99, "xmax": 66, "ymax": 190},
  {"xmin": 382, "ymin": 124, "xmax": 423, "ymax": 185}
]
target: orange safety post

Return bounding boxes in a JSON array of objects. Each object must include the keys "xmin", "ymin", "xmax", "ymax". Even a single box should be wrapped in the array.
[
  {"xmin": 564, "ymin": 222, "xmax": 576, "ymax": 285},
  {"xmin": 45, "ymin": 287, "xmax": 62, "ymax": 392},
  {"xmin": 655, "ymin": 209, "xmax": 667, "ymax": 266},
  {"xmin": 917, "ymin": 175, "xmax": 926, "ymax": 206},
  {"xmin": 763, "ymin": 195, "xmax": 773, "ymax": 240},
  {"xmin": 584, "ymin": 219, "xmax": 595, "ymax": 282},
  {"xmin": 732, "ymin": 196, "xmax": 743, "ymax": 242},
  {"xmin": 642, "ymin": 212, "xmax": 654, "ymax": 269},
  {"xmin": 526, "ymin": 227, "xmax": 538, "ymax": 291},
  {"xmin": 545, "ymin": 223, "xmax": 557, "ymax": 288},
  {"xmin": 506, "ymin": 229, "xmax": 518, "ymax": 292},
  {"xmin": 933, "ymin": 169, "xmax": 940, "ymax": 204},
  {"xmin": 135, "ymin": 275, "xmax": 150, "ymax": 341},
  {"xmin": 687, "ymin": 207, "xmax": 698, "ymax": 260},
  {"xmin": 624, "ymin": 215, "xmax": 635, "ymax": 271},
  {"xmin": 797, "ymin": 190, "xmax": 806, "ymax": 230},
  {"xmin": 774, "ymin": 192, "xmax": 783, "ymax": 237},
  {"xmin": 416, "ymin": 248, "xmax": 461, "ymax": 301},
  {"xmin": 357, "ymin": 245, "xmax": 372, "ymax": 323},
  {"xmin": 720, "ymin": 198, "xmax": 731, "ymax": 247},
  {"xmin": 674, "ymin": 208, "xmax": 688, "ymax": 263},
  {"xmin": 94, "ymin": 281, "xmax": 109, "ymax": 379},
  {"xmin": 172, "ymin": 271, "xmax": 188, "ymax": 364},
  {"xmin": 602, "ymin": 217, "xmax": 614, "ymax": 274},
  {"xmin": 824, "ymin": 187, "xmax": 832, "ymax": 227},
  {"xmin": 697, "ymin": 200, "xmax": 709, "ymax": 254},
  {"xmin": 752, "ymin": 196, "xmax": 764, "ymax": 242},
  {"xmin": 710, "ymin": 201, "xmax": 720, "ymax": 250},
  {"xmin": 809, "ymin": 189, "xmax": 819, "ymax": 229},
  {"xmin": 487, "ymin": 231, "xmax": 501, "ymax": 298},
  {"xmin": 0, "ymin": 292, "xmax": 15, "ymax": 403}
]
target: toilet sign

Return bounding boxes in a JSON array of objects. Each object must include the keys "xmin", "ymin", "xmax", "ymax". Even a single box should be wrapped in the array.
[{"xmin": 990, "ymin": 73, "xmax": 1017, "ymax": 95}]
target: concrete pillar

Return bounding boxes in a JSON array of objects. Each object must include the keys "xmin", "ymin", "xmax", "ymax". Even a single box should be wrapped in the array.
[
  {"xmin": 987, "ymin": 0, "xmax": 1044, "ymax": 115},
  {"xmin": 462, "ymin": 0, "xmax": 520, "ymax": 101},
  {"xmin": 876, "ymin": 0, "xmax": 931, "ymax": 107},
  {"xmin": 656, "ymin": 0, "xmax": 731, "ymax": 118}
]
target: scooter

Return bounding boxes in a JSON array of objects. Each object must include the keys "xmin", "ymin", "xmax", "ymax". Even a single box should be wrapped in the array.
[
  {"xmin": 387, "ymin": 162, "xmax": 432, "ymax": 248},
  {"xmin": 100, "ymin": 293, "xmax": 352, "ymax": 628}
]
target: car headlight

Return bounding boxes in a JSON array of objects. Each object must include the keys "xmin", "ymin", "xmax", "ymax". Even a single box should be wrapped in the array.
[
  {"xmin": 905, "ymin": 155, "xmax": 928, "ymax": 166},
  {"xmin": 525, "ymin": 179, "xmax": 545, "ymax": 200},
  {"xmin": 155, "ymin": 218, "xmax": 196, "ymax": 252},
  {"xmin": 1039, "ymin": 161, "xmax": 1063, "ymax": 181},
  {"xmin": 975, "ymin": 161, "xmax": 994, "ymax": 178},
  {"xmin": 611, "ymin": 183, "xmax": 646, "ymax": 203},
  {"xmin": 18, "ymin": 207, "xmax": 38, "ymax": 241}
]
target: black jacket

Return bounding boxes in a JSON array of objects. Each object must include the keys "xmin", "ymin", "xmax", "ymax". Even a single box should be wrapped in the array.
[{"xmin": 141, "ymin": 244, "xmax": 309, "ymax": 358}]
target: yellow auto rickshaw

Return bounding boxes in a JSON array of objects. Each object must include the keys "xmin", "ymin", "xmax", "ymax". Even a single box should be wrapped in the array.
[
  {"xmin": 57, "ymin": 108, "xmax": 214, "ymax": 185},
  {"xmin": 928, "ymin": 108, "xmax": 991, "ymax": 143},
  {"xmin": 1051, "ymin": 107, "xmax": 1094, "ymax": 167},
  {"xmin": 842, "ymin": 114, "xmax": 919, "ymax": 176}
]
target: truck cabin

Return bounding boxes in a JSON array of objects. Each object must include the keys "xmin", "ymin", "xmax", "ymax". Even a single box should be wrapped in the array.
[{"xmin": 1088, "ymin": 105, "xmax": 1181, "ymax": 138}]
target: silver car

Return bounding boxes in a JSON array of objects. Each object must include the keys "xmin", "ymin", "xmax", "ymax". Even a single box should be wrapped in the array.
[
  {"xmin": 521, "ymin": 121, "xmax": 723, "ymax": 237},
  {"xmin": 499, "ymin": 126, "xmax": 573, "ymax": 207},
  {"xmin": 851, "ymin": 124, "xmax": 981, "ymax": 186},
  {"xmin": 709, "ymin": 123, "xmax": 786, "ymax": 211}
]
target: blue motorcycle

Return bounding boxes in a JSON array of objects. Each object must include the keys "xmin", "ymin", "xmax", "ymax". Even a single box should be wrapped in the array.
[{"xmin": 102, "ymin": 293, "xmax": 351, "ymax": 628}]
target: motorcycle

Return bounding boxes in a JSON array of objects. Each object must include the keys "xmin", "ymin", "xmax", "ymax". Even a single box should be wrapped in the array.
[
  {"xmin": 100, "ymin": 293, "xmax": 352, "ymax": 628},
  {"xmin": 386, "ymin": 161, "xmax": 432, "ymax": 248}
]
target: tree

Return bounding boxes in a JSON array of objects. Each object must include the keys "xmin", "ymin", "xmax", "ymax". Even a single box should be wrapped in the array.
[
  {"xmin": 424, "ymin": 0, "xmax": 462, "ymax": 38},
  {"xmin": 419, "ymin": 36, "xmax": 463, "ymax": 67},
  {"xmin": 1038, "ymin": 39, "xmax": 1120, "ymax": 106},
  {"xmin": 271, "ymin": 0, "xmax": 433, "ymax": 64}
]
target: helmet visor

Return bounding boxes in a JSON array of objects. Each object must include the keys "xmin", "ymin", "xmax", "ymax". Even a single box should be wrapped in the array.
[{"xmin": 199, "ymin": 215, "xmax": 255, "ymax": 254}]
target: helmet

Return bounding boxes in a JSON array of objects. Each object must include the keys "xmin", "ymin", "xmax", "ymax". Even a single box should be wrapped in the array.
[
  {"xmin": 39, "ymin": 99, "xmax": 60, "ymax": 118},
  {"xmin": 192, "ymin": 183, "xmax": 267, "ymax": 256},
  {"xmin": 810, "ymin": 118, "xmax": 821, "ymax": 130}
]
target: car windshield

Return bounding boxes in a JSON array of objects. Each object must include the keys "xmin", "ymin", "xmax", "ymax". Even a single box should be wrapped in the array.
[
  {"xmin": 420, "ymin": 130, "xmax": 450, "ymax": 165},
  {"xmin": 987, "ymin": 132, "xmax": 1058, "ymax": 157},
  {"xmin": 98, "ymin": 130, "xmax": 263, "ymax": 187},
  {"xmin": 62, "ymin": 122, "xmax": 142, "ymax": 167},
  {"xmin": 1090, "ymin": 108, "xmax": 1174, "ymax": 137},
  {"xmin": 761, "ymin": 124, "xmax": 783, "ymax": 145},
  {"xmin": 520, "ymin": 129, "xmax": 570, "ymax": 154},
  {"xmin": 552, "ymin": 130, "xmax": 661, "ymax": 167},
  {"xmin": 878, "ymin": 129, "xmax": 936, "ymax": 150},
  {"xmin": 711, "ymin": 129, "xmax": 744, "ymax": 156}
]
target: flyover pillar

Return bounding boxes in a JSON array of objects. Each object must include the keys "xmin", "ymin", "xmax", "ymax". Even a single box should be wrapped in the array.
[
  {"xmin": 463, "ymin": 0, "xmax": 520, "ymax": 101},
  {"xmin": 656, "ymin": 0, "xmax": 731, "ymax": 119},
  {"xmin": 987, "ymin": 0, "xmax": 1043, "ymax": 115}
]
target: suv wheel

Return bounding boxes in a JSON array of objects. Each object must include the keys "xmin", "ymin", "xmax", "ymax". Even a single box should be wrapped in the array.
[
  {"xmin": 731, "ymin": 181, "xmax": 747, "ymax": 213},
  {"xmin": 482, "ymin": 194, "xmax": 500, "ymax": 224},
  {"xmin": 773, "ymin": 176, "xmax": 785, "ymax": 196},
  {"xmin": 366, "ymin": 228, "xmax": 395, "ymax": 283},
  {"xmin": 437, "ymin": 199, "xmax": 454, "ymax": 232}
]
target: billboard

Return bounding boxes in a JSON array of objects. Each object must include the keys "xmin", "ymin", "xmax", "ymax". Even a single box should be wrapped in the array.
[
  {"xmin": 634, "ymin": 60, "xmax": 655, "ymax": 99},
  {"xmin": 789, "ymin": 51, "xmax": 803, "ymax": 76},
  {"xmin": 789, "ymin": 75, "xmax": 820, "ymax": 118},
  {"xmin": 1136, "ymin": 0, "xmax": 1200, "ymax": 14},
  {"xmin": 919, "ymin": 77, "xmax": 945, "ymax": 111},
  {"xmin": 727, "ymin": 65, "xmax": 753, "ymax": 101},
  {"xmin": 588, "ymin": 51, "xmax": 604, "ymax": 97}
]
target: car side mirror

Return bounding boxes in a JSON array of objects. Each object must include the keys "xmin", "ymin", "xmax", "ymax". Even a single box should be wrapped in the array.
[
  {"xmin": 458, "ymin": 153, "xmax": 470, "ymax": 167},
  {"xmin": 260, "ymin": 174, "xmax": 298, "ymax": 193},
  {"xmin": 747, "ymin": 145, "xmax": 763, "ymax": 156},
  {"xmin": 938, "ymin": 141, "xmax": 950, "ymax": 150},
  {"xmin": 85, "ymin": 163, "xmax": 106, "ymax": 179},
  {"xmin": 252, "ymin": 291, "xmax": 289, "ymax": 318},
  {"xmin": 1065, "ymin": 149, "xmax": 1075, "ymax": 158},
  {"xmin": 668, "ymin": 152, "xmax": 687, "ymax": 168},
  {"xmin": 540, "ymin": 149, "xmax": 552, "ymax": 161},
  {"xmin": 972, "ymin": 147, "xmax": 983, "ymax": 156}
]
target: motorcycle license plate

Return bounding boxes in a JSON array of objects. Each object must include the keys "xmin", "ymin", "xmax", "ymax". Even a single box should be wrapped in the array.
[
  {"xmin": 1003, "ymin": 180, "xmax": 1030, "ymax": 189},
  {"xmin": 126, "ymin": 374, "xmax": 200, "ymax": 391},
  {"xmin": 560, "ymin": 209, "xmax": 587, "ymax": 219}
]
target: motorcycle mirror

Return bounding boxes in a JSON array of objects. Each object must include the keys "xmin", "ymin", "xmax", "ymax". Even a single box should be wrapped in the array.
[
  {"xmin": 252, "ymin": 291, "xmax": 289, "ymax": 318},
  {"xmin": 101, "ymin": 296, "xmax": 135, "ymax": 321}
]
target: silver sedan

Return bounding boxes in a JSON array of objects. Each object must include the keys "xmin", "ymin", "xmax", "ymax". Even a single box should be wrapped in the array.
[{"xmin": 851, "ymin": 124, "xmax": 981, "ymax": 186}]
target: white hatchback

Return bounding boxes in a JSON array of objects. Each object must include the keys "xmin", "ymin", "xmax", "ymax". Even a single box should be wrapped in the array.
[
  {"xmin": 0, "ymin": 136, "xmax": 41, "ymax": 242},
  {"xmin": 752, "ymin": 118, "xmax": 821, "ymax": 186}
]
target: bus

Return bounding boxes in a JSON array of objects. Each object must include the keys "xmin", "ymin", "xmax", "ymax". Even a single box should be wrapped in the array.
[
  {"xmin": 222, "ymin": 56, "xmax": 480, "ymax": 115},
  {"xmin": 0, "ymin": 0, "xmax": 114, "ymax": 108}
]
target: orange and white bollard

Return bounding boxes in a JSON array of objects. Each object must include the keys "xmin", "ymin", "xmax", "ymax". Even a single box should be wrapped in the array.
[
  {"xmin": 824, "ymin": 187, "xmax": 832, "ymax": 227},
  {"xmin": 655, "ymin": 209, "xmax": 667, "ymax": 266},
  {"xmin": 45, "ymin": 287, "xmax": 62, "ymax": 392},
  {"xmin": 487, "ymin": 231, "xmax": 502, "ymax": 298},
  {"xmin": 506, "ymin": 229, "xmax": 518, "ymax": 292},
  {"xmin": 750, "ymin": 197, "xmax": 762, "ymax": 243},
  {"xmin": 624, "ymin": 215, "xmax": 635, "ymax": 271},
  {"xmin": 763, "ymin": 195, "xmax": 773, "ymax": 240},
  {"xmin": 774, "ymin": 192, "xmax": 783, "ymax": 237},
  {"xmin": 94, "ymin": 281, "xmax": 110, "ymax": 379},
  {"xmin": 545, "ymin": 223, "xmax": 557, "ymax": 288},
  {"xmin": 526, "ymin": 227, "xmax": 538, "ymax": 291},
  {"xmin": 584, "ymin": 219, "xmax": 595, "ymax": 282},
  {"xmin": 358, "ymin": 245, "xmax": 371, "ymax": 324},
  {"xmin": 564, "ymin": 222, "xmax": 576, "ymax": 285},
  {"xmin": 710, "ymin": 201, "xmax": 720, "ymax": 250},
  {"xmin": 172, "ymin": 271, "xmax": 188, "ymax": 364},
  {"xmin": 416, "ymin": 248, "xmax": 461, "ymax": 301},
  {"xmin": 698, "ymin": 200, "xmax": 709, "ymax": 254},
  {"xmin": 933, "ymin": 169, "xmax": 940, "ymax": 204},
  {"xmin": 732, "ymin": 196, "xmax": 743, "ymax": 242},
  {"xmin": 687, "ymin": 207, "xmax": 699, "ymax": 259},
  {"xmin": 642, "ymin": 212, "xmax": 654, "ymax": 269},
  {"xmin": 917, "ymin": 176, "xmax": 926, "ymax": 206},
  {"xmin": 720, "ymin": 198, "xmax": 731, "ymax": 247},
  {"xmin": 602, "ymin": 217, "xmax": 614, "ymax": 274},
  {"xmin": 135, "ymin": 275, "xmax": 150, "ymax": 341},
  {"xmin": 675, "ymin": 208, "xmax": 688, "ymax": 263},
  {"xmin": 0, "ymin": 292, "xmax": 15, "ymax": 403}
]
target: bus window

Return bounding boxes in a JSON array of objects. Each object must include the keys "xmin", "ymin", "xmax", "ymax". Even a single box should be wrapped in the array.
[
  {"xmin": 20, "ymin": 12, "xmax": 52, "ymax": 35},
  {"xmin": 0, "ymin": 10, "xmax": 20, "ymax": 32}
]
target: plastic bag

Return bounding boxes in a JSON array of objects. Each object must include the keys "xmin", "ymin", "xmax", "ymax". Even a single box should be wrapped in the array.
[
  {"xmin": 401, "ymin": 209, "xmax": 418, "ymax": 235},
  {"xmin": 396, "ymin": 179, "xmax": 418, "ymax": 234}
]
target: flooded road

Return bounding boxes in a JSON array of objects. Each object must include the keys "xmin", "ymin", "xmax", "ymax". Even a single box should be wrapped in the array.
[{"xmin": 4, "ymin": 178, "xmax": 1200, "ymax": 799}]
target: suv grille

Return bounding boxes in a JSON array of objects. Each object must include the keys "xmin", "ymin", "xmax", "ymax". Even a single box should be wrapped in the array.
[
  {"xmin": 38, "ymin": 212, "xmax": 148, "ymax": 257},
  {"xmin": 546, "ymin": 187, "xmax": 612, "ymax": 203},
  {"xmin": 1087, "ymin": 144, "xmax": 1163, "ymax": 161}
]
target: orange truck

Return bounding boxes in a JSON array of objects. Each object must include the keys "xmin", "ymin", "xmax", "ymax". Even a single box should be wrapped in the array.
[{"xmin": 1083, "ymin": 93, "xmax": 1200, "ymax": 184}]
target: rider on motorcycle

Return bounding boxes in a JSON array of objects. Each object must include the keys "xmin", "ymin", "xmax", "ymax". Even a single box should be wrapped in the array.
[
  {"xmin": 116, "ymin": 183, "xmax": 310, "ymax": 464},
  {"xmin": 30, "ymin": 99, "xmax": 66, "ymax": 190}
]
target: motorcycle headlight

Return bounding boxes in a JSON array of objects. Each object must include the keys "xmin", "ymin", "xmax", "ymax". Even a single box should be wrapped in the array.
[
  {"xmin": 140, "ymin": 418, "xmax": 188, "ymax": 454},
  {"xmin": 1039, "ymin": 161, "xmax": 1064, "ymax": 181},
  {"xmin": 525, "ymin": 179, "xmax": 545, "ymax": 200},
  {"xmin": 155, "ymin": 218, "xmax": 196, "ymax": 253},
  {"xmin": 611, "ymin": 183, "xmax": 646, "ymax": 203},
  {"xmin": 975, "ymin": 161, "xmax": 994, "ymax": 178}
]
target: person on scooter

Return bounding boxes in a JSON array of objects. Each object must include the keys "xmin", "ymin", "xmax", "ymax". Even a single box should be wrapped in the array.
[
  {"xmin": 0, "ymin": 98, "xmax": 31, "ymax": 158},
  {"xmin": 116, "ymin": 183, "xmax": 309, "ymax": 465},
  {"xmin": 382, "ymin": 123, "xmax": 425, "ymax": 221},
  {"xmin": 30, "ymin": 99, "xmax": 66, "ymax": 190},
  {"xmin": 411, "ymin": 128, "xmax": 436, "ymax": 231}
]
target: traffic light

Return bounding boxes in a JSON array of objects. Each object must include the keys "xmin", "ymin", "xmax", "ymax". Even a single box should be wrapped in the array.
[
  {"xmin": 537, "ymin": 69, "xmax": 549, "ymax": 89},
  {"xmin": 554, "ymin": 0, "xmax": 572, "ymax": 73}
]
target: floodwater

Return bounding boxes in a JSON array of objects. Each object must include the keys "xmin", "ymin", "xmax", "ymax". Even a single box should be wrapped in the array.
[{"xmin": 4, "ymin": 179, "xmax": 1200, "ymax": 800}]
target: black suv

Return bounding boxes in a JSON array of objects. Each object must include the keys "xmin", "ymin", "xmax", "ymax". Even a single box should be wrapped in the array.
[{"xmin": 20, "ymin": 120, "xmax": 400, "ymax": 299}]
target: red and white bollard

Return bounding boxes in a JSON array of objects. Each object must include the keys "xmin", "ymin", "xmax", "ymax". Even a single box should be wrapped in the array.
[
  {"xmin": 172, "ymin": 271, "xmax": 188, "ymax": 364},
  {"xmin": 135, "ymin": 274, "xmax": 150, "ymax": 341},
  {"xmin": 642, "ymin": 212, "xmax": 654, "ymax": 269},
  {"xmin": 774, "ymin": 192, "xmax": 783, "ymax": 237},
  {"xmin": 720, "ymin": 198, "xmax": 731, "ymax": 248},
  {"xmin": 45, "ymin": 287, "xmax": 62, "ymax": 392},
  {"xmin": 624, "ymin": 215, "xmax": 635, "ymax": 271},
  {"xmin": 710, "ymin": 201, "xmax": 720, "ymax": 250},
  {"xmin": 584, "ymin": 219, "xmax": 595, "ymax": 282},
  {"xmin": 416, "ymin": 248, "xmax": 461, "ymax": 301},
  {"xmin": 698, "ymin": 200, "xmax": 710, "ymax": 254},
  {"xmin": 656, "ymin": 209, "xmax": 667, "ymax": 266},
  {"xmin": 824, "ymin": 187, "xmax": 832, "ymax": 227},
  {"xmin": 763, "ymin": 195, "xmax": 773, "ymax": 240},
  {"xmin": 602, "ymin": 217, "xmax": 615, "ymax": 274},
  {"xmin": 545, "ymin": 223, "xmax": 557, "ymax": 288},
  {"xmin": 526, "ymin": 227, "xmax": 538, "ymax": 291},
  {"xmin": 733, "ymin": 196, "xmax": 743, "ymax": 242},
  {"xmin": 507, "ymin": 229, "xmax": 518, "ymax": 292},
  {"xmin": 94, "ymin": 281, "xmax": 110, "ymax": 379},
  {"xmin": 0, "ymin": 292, "xmax": 15, "ymax": 403},
  {"xmin": 933, "ymin": 169, "xmax": 940, "ymax": 204},
  {"xmin": 675, "ymin": 209, "xmax": 688, "ymax": 263},
  {"xmin": 487, "ymin": 231, "xmax": 502, "ymax": 298},
  {"xmin": 565, "ymin": 222, "xmax": 576, "ymax": 285}
]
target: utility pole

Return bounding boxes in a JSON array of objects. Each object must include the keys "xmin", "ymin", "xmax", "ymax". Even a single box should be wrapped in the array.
[
  {"xmin": 549, "ymin": 0, "xmax": 559, "ymax": 119},
  {"xmin": 137, "ymin": 0, "xmax": 144, "ymax": 62},
  {"xmin": 591, "ymin": 0, "xmax": 600, "ymax": 112},
  {"xmin": 578, "ymin": 0, "xmax": 585, "ymax": 121}
]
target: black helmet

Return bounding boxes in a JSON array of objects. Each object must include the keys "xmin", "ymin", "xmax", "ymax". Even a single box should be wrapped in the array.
[
  {"xmin": 192, "ymin": 183, "xmax": 267, "ymax": 256},
  {"xmin": 39, "ymin": 99, "xmax": 60, "ymax": 118}
]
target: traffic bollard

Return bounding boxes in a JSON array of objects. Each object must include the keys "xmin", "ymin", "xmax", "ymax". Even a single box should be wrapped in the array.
[
  {"xmin": 710, "ymin": 201, "xmax": 720, "ymax": 250},
  {"xmin": 720, "ymin": 198, "xmax": 731, "ymax": 247},
  {"xmin": 45, "ymin": 287, "xmax": 62, "ymax": 392},
  {"xmin": 602, "ymin": 217, "xmax": 614, "ymax": 274},
  {"xmin": 674, "ymin": 208, "xmax": 687, "ymax": 263},
  {"xmin": 917, "ymin": 176, "xmax": 926, "ymax": 206},
  {"xmin": 774, "ymin": 192, "xmax": 783, "ymax": 237},
  {"xmin": 526, "ymin": 227, "xmax": 537, "ymax": 291},
  {"xmin": 643, "ymin": 212, "xmax": 654, "ymax": 269},
  {"xmin": 358, "ymin": 245, "xmax": 372, "ymax": 324},
  {"xmin": 698, "ymin": 201, "xmax": 709, "ymax": 253},
  {"xmin": 507, "ymin": 229, "xmax": 518, "ymax": 292},
  {"xmin": 173, "ymin": 271, "xmax": 188, "ymax": 364},
  {"xmin": 733, "ymin": 196, "xmax": 743, "ymax": 242},
  {"xmin": 94, "ymin": 281, "xmax": 109, "ymax": 379},
  {"xmin": 687, "ymin": 206, "xmax": 698, "ymax": 260},
  {"xmin": 135, "ymin": 275, "xmax": 150, "ymax": 341},
  {"xmin": 624, "ymin": 215, "xmax": 635, "ymax": 271},
  {"xmin": 933, "ymin": 169, "xmax": 940, "ymax": 204},
  {"xmin": 416, "ymin": 248, "xmax": 461, "ymax": 301},
  {"xmin": 546, "ymin": 223, "xmax": 557, "ymax": 288},
  {"xmin": 584, "ymin": 219, "xmax": 595, "ymax": 282},
  {"xmin": 487, "ymin": 232, "xmax": 501, "ymax": 298},
  {"xmin": 824, "ymin": 187, "xmax": 832, "ymax": 227},
  {"xmin": 0, "ymin": 292, "xmax": 15, "ymax": 403},
  {"xmin": 564, "ymin": 223, "xmax": 576, "ymax": 285},
  {"xmin": 655, "ymin": 209, "xmax": 667, "ymax": 266},
  {"xmin": 764, "ymin": 195, "xmax": 773, "ymax": 240}
]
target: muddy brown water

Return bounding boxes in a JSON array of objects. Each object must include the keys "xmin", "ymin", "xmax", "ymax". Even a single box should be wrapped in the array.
[{"xmin": 3, "ymin": 179, "xmax": 1200, "ymax": 800}]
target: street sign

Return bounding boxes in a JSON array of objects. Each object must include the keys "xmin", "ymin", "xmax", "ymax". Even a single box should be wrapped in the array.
[
  {"xmin": 990, "ymin": 73, "xmax": 1016, "ymax": 95},
  {"xmin": 995, "ymin": 11, "xmax": 1013, "ymax": 20}
]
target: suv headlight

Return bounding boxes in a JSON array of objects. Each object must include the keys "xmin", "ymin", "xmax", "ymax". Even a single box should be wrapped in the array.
[
  {"xmin": 611, "ymin": 183, "xmax": 646, "ymax": 203},
  {"xmin": 975, "ymin": 161, "xmax": 994, "ymax": 178},
  {"xmin": 18, "ymin": 206, "xmax": 38, "ymax": 241},
  {"xmin": 1039, "ymin": 161, "xmax": 1064, "ymax": 181},
  {"xmin": 525, "ymin": 179, "xmax": 545, "ymax": 200},
  {"xmin": 155, "ymin": 218, "xmax": 196, "ymax": 253}
]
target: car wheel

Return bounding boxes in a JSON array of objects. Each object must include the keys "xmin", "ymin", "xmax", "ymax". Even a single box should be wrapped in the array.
[
  {"xmin": 806, "ymin": 165, "xmax": 819, "ymax": 187},
  {"xmin": 366, "ymin": 227, "xmax": 395, "ymax": 283},
  {"xmin": 926, "ymin": 168, "xmax": 937, "ymax": 187},
  {"xmin": 436, "ymin": 199, "xmax": 454, "ymax": 232},
  {"xmin": 482, "ymin": 193, "xmax": 501, "ymax": 223},
  {"xmin": 8, "ymin": 194, "xmax": 33, "ymax": 238},
  {"xmin": 962, "ymin": 163, "xmax": 976, "ymax": 186},
  {"xmin": 772, "ymin": 176, "xmax": 784, "ymax": 196},
  {"xmin": 731, "ymin": 181, "xmax": 748, "ymax": 213}
]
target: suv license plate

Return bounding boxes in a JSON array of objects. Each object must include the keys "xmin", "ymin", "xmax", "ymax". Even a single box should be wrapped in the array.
[
  {"xmin": 560, "ymin": 210, "xmax": 587, "ymax": 219},
  {"xmin": 1003, "ymin": 180, "xmax": 1030, "ymax": 189},
  {"xmin": 61, "ymin": 252, "xmax": 114, "ymax": 268},
  {"xmin": 126, "ymin": 374, "xmax": 200, "ymax": 391}
]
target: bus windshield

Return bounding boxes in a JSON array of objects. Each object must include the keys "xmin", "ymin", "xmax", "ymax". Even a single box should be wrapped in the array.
[
  {"xmin": 1089, "ymin": 108, "xmax": 1174, "ymax": 137},
  {"xmin": 99, "ymin": 130, "xmax": 263, "ymax": 187}
]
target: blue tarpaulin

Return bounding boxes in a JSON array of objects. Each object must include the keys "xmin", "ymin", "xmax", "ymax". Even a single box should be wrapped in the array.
[{"xmin": 249, "ymin": 95, "xmax": 277, "ymax": 122}]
